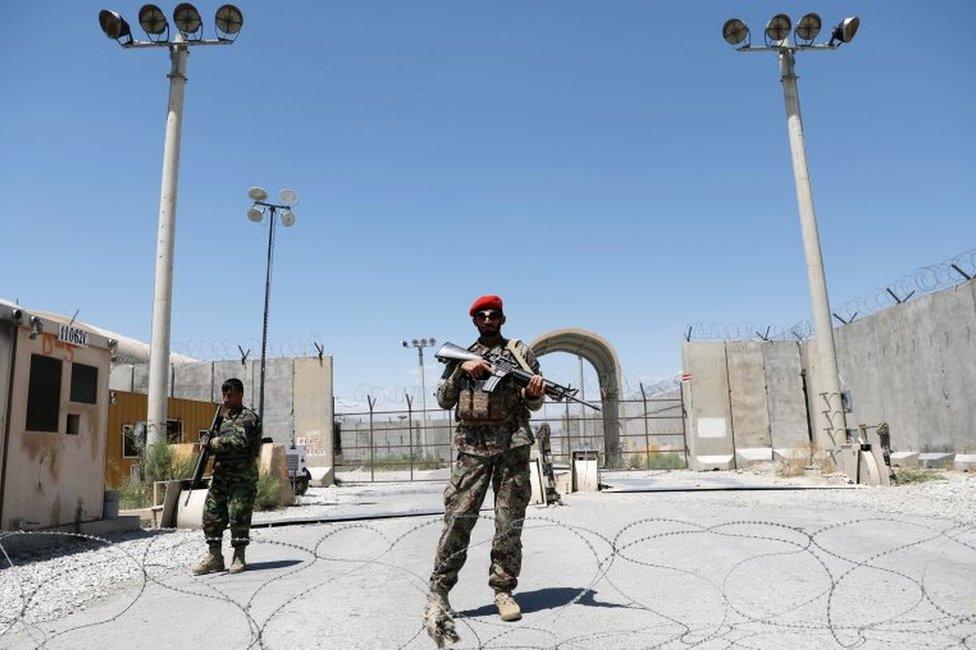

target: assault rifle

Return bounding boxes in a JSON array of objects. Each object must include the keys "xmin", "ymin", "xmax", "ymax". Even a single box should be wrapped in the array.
[
  {"xmin": 185, "ymin": 405, "xmax": 223, "ymax": 505},
  {"xmin": 435, "ymin": 342, "xmax": 600, "ymax": 411}
]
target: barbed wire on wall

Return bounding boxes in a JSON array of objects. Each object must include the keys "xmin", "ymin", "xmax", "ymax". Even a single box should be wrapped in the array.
[
  {"xmin": 687, "ymin": 247, "xmax": 976, "ymax": 342},
  {"xmin": 170, "ymin": 335, "xmax": 326, "ymax": 362}
]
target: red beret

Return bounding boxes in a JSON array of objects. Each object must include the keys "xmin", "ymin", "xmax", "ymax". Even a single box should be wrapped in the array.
[{"xmin": 469, "ymin": 294, "xmax": 503, "ymax": 316}]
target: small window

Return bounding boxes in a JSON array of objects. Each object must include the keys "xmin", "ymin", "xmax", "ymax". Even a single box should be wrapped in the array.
[
  {"xmin": 166, "ymin": 419, "xmax": 183, "ymax": 444},
  {"xmin": 66, "ymin": 413, "xmax": 80, "ymax": 435},
  {"xmin": 26, "ymin": 354, "xmax": 62, "ymax": 432},
  {"xmin": 70, "ymin": 363, "xmax": 98, "ymax": 404},
  {"xmin": 122, "ymin": 424, "xmax": 140, "ymax": 458}
]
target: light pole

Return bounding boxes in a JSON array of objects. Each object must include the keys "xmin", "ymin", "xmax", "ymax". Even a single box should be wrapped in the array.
[
  {"xmin": 247, "ymin": 188, "xmax": 298, "ymax": 426},
  {"xmin": 402, "ymin": 338, "xmax": 436, "ymax": 454},
  {"xmin": 722, "ymin": 13, "xmax": 861, "ymax": 454},
  {"xmin": 98, "ymin": 4, "xmax": 244, "ymax": 448}
]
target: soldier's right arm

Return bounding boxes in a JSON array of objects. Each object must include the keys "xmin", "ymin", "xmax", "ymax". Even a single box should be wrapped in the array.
[{"xmin": 436, "ymin": 363, "xmax": 464, "ymax": 409}]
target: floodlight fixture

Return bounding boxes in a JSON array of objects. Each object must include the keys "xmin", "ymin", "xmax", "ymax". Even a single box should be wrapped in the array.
[
  {"xmin": 402, "ymin": 340, "xmax": 409, "ymax": 347},
  {"xmin": 215, "ymin": 4, "xmax": 243, "ymax": 38},
  {"xmin": 248, "ymin": 186, "xmax": 268, "ymax": 202},
  {"xmin": 280, "ymin": 210, "xmax": 296, "ymax": 227},
  {"xmin": 722, "ymin": 18, "xmax": 749, "ymax": 47},
  {"xmin": 138, "ymin": 4, "xmax": 168, "ymax": 39},
  {"xmin": 412, "ymin": 339, "xmax": 419, "ymax": 346},
  {"xmin": 279, "ymin": 188, "xmax": 298, "ymax": 206},
  {"xmin": 429, "ymin": 337, "xmax": 436, "ymax": 345},
  {"xmin": 829, "ymin": 16, "xmax": 860, "ymax": 46},
  {"xmin": 247, "ymin": 206, "xmax": 264, "ymax": 222},
  {"xmin": 764, "ymin": 14, "xmax": 791, "ymax": 43},
  {"xmin": 173, "ymin": 3, "xmax": 202, "ymax": 37},
  {"xmin": 795, "ymin": 13, "xmax": 821, "ymax": 44},
  {"xmin": 99, "ymin": 9, "xmax": 132, "ymax": 43}
]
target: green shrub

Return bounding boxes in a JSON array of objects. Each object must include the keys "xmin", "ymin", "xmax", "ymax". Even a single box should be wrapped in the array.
[
  {"xmin": 893, "ymin": 468, "xmax": 946, "ymax": 485},
  {"xmin": 113, "ymin": 443, "xmax": 202, "ymax": 509},
  {"xmin": 255, "ymin": 472, "xmax": 281, "ymax": 511}
]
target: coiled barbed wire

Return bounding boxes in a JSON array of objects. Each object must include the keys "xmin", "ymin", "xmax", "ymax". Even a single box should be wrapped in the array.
[
  {"xmin": 688, "ymin": 248, "xmax": 976, "ymax": 342},
  {"xmin": 170, "ymin": 336, "xmax": 325, "ymax": 362},
  {"xmin": 1, "ymin": 513, "xmax": 973, "ymax": 649}
]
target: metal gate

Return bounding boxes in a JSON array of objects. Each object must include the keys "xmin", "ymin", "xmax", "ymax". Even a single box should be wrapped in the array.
[{"xmin": 332, "ymin": 387, "xmax": 687, "ymax": 483}]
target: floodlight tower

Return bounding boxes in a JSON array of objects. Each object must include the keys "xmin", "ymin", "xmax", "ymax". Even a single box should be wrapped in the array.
[
  {"xmin": 402, "ymin": 338, "xmax": 436, "ymax": 453},
  {"xmin": 97, "ymin": 4, "xmax": 244, "ymax": 447},
  {"xmin": 722, "ymin": 13, "xmax": 861, "ymax": 454},
  {"xmin": 247, "ymin": 188, "xmax": 298, "ymax": 425}
]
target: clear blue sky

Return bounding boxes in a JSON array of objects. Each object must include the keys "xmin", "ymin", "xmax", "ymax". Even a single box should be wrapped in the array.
[{"xmin": 2, "ymin": 1, "xmax": 973, "ymax": 408}]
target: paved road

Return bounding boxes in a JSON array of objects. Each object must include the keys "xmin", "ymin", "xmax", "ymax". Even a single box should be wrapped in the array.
[{"xmin": 4, "ymin": 482, "xmax": 975, "ymax": 649}]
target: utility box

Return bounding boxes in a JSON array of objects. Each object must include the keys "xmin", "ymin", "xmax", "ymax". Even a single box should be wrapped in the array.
[{"xmin": 572, "ymin": 450, "xmax": 599, "ymax": 492}]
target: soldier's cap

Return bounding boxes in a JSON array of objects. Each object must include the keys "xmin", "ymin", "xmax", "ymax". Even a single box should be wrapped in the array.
[{"xmin": 470, "ymin": 294, "xmax": 503, "ymax": 316}]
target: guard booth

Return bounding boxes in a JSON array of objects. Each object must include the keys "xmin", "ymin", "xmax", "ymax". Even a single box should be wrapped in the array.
[{"xmin": 0, "ymin": 302, "xmax": 114, "ymax": 530}]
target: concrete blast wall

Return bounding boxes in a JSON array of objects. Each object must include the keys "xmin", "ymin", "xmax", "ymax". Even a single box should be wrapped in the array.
[
  {"xmin": 683, "ymin": 341, "xmax": 809, "ymax": 469},
  {"xmin": 682, "ymin": 342, "xmax": 734, "ymax": 470},
  {"xmin": 683, "ymin": 279, "xmax": 976, "ymax": 469},
  {"xmin": 814, "ymin": 279, "xmax": 976, "ymax": 454},
  {"xmin": 111, "ymin": 356, "xmax": 334, "ymax": 465}
]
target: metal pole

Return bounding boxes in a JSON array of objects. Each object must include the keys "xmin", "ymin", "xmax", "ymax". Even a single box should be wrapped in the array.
[
  {"xmin": 258, "ymin": 206, "xmax": 277, "ymax": 424},
  {"xmin": 418, "ymin": 346, "xmax": 427, "ymax": 456},
  {"xmin": 146, "ymin": 39, "xmax": 188, "ymax": 447},
  {"xmin": 578, "ymin": 355, "xmax": 586, "ymax": 440},
  {"xmin": 778, "ymin": 50, "xmax": 847, "ymax": 452},
  {"xmin": 640, "ymin": 382, "xmax": 650, "ymax": 468},
  {"xmin": 406, "ymin": 394, "xmax": 414, "ymax": 481},
  {"xmin": 368, "ymin": 395, "xmax": 376, "ymax": 483}
]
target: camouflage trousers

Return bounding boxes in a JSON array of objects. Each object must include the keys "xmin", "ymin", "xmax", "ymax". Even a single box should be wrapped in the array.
[
  {"xmin": 202, "ymin": 473, "xmax": 258, "ymax": 548},
  {"xmin": 429, "ymin": 445, "xmax": 532, "ymax": 594}
]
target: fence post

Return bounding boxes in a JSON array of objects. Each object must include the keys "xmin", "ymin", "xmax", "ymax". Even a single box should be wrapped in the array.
[
  {"xmin": 678, "ymin": 380, "xmax": 689, "ymax": 467},
  {"xmin": 367, "ymin": 395, "xmax": 376, "ymax": 483},
  {"xmin": 406, "ymin": 394, "xmax": 414, "ymax": 481},
  {"xmin": 564, "ymin": 399, "xmax": 572, "ymax": 463},
  {"xmin": 640, "ymin": 382, "xmax": 650, "ymax": 469}
]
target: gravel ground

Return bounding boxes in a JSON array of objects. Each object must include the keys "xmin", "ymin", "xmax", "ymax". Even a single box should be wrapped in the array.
[
  {"xmin": 0, "ymin": 528, "xmax": 200, "ymax": 631},
  {"xmin": 2, "ymin": 468, "xmax": 973, "ymax": 643}
]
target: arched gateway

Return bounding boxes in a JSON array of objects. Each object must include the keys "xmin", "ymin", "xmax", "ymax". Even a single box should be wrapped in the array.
[{"xmin": 529, "ymin": 328, "xmax": 622, "ymax": 464}]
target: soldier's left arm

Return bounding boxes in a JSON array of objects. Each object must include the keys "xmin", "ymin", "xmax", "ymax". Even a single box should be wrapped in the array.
[
  {"xmin": 519, "ymin": 343, "xmax": 545, "ymax": 412},
  {"xmin": 211, "ymin": 411, "xmax": 261, "ymax": 452}
]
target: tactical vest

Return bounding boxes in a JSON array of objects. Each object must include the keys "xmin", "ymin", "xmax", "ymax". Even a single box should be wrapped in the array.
[{"xmin": 455, "ymin": 339, "xmax": 534, "ymax": 425}]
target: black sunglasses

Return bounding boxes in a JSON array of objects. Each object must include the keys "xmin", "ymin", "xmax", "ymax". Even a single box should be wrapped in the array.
[{"xmin": 474, "ymin": 310, "xmax": 503, "ymax": 321}]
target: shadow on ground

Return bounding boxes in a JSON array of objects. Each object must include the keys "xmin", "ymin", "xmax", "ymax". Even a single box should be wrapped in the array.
[{"xmin": 456, "ymin": 587, "xmax": 631, "ymax": 617}]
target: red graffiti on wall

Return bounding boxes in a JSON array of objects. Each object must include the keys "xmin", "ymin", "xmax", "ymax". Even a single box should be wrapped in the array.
[{"xmin": 41, "ymin": 332, "xmax": 75, "ymax": 363}]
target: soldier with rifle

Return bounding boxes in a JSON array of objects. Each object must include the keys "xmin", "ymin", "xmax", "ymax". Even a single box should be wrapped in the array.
[
  {"xmin": 192, "ymin": 378, "xmax": 263, "ymax": 575},
  {"xmin": 423, "ymin": 294, "xmax": 547, "ymax": 645}
]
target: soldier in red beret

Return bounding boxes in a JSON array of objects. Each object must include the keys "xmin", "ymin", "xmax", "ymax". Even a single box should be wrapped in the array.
[{"xmin": 424, "ymin": 295, "xmax": 546, "ymax": 644}]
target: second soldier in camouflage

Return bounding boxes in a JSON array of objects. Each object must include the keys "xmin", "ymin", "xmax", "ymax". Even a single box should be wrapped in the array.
[{"xmin": 193, "ymin": 377, "xmax": 263, "ymax": 576}]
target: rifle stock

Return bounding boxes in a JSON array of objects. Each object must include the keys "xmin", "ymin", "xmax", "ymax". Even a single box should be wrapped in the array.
[{"xmin": 185, "ymin": 405, "xmax": 223, "ymax": 504}]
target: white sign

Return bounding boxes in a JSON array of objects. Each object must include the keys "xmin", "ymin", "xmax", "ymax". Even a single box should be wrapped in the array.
[
  {"xmin": 58, "ymin": 324, "xmax": 89, "ymax": 347},
  {"xmin": 697, "ymin": 417, "xmax": 728, "ymax": 439}
]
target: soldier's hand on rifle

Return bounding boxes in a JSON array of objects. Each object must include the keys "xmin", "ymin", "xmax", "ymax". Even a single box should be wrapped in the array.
[
  {"xmin": 461, "ymin": 359, "xmax": 492, "ymax": 379},
  {"xmin": 524, "ymin": 374, "xmax": 546, "ymax": 399}
]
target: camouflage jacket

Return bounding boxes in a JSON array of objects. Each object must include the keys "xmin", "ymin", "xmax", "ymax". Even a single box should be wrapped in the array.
[
  {"xmin": 437, "ymin": 338, "xmax": 544, "ymax": 457},
  {"xmin": 210, "ymin": 406, "xmax": 262, "ymax": 480}
]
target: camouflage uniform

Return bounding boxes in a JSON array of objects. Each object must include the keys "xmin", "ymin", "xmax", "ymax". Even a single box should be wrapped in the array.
[
  {"xmin": 202, "ymin": 406, "xmax": 262, "ymax": 548},
  {"xmin": 429, "ymin": 338, "xmax": 544, "ymax": 594}
]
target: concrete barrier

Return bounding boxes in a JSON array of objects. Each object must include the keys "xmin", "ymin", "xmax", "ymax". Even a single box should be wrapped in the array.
[{"xmin": 682, "ymin": 342, "xmax": 735, "ymax": 470}]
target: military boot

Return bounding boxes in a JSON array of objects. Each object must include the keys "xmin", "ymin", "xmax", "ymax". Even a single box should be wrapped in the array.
[
  {"xmin": 494, "ymin": 591, "xmax": 522, "ymax": 622},
  {"xmin": 228, "ymin": 547, "xmax": 247, "ymax": 574},
  {"xmin": 191, "ymin": 543, "xmax": 225, "ymax": 575},
  {"xmin": 424, "ymin": 589, "xmax": 459, "ymax": 647}
]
